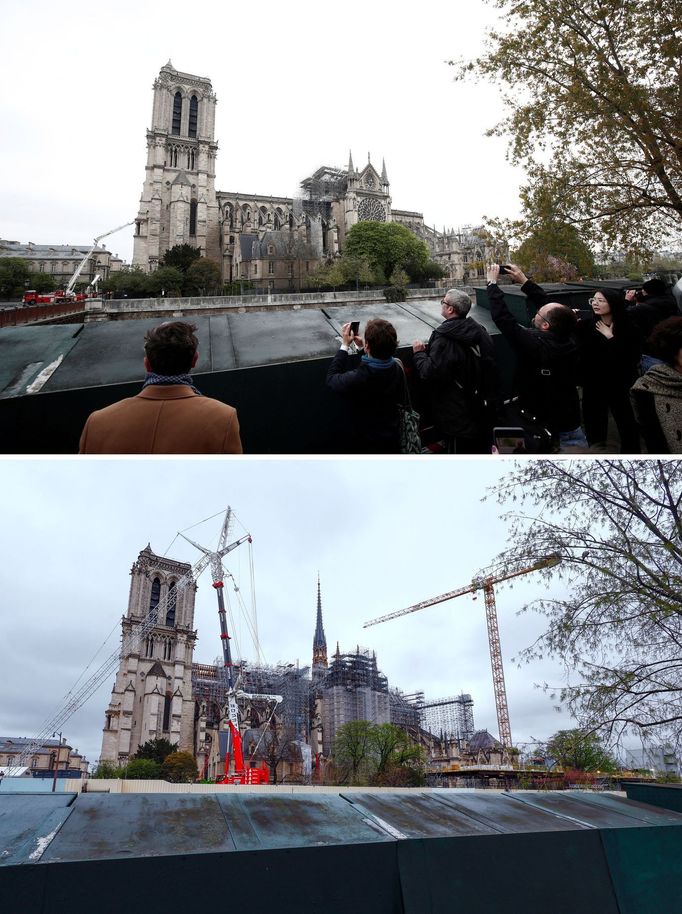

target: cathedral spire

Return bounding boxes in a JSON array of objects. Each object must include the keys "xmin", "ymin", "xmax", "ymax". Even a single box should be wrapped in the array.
[
  {"xmin": 312, "ymin": 573, "xmax": 328, "ymax": 671},
  {"xmin": 348, "ymin": 150, "xmax": 354, "ymax": 174},
  {"xmin": 381, "ymin": 158, "xmax": 388, "ymax": 183}
]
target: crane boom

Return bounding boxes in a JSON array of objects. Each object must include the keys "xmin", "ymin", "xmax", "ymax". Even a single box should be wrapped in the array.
[
  {"xmin": 363, "ymin": 554, "xmax": 560, "ymax": 628},
  {"xmin": 362, "ymin": 553, "xmax": 561, "ymax": 749},
  {"xmin": 65, "ymin": 220, "xmax": 135, "ymax": 296}
]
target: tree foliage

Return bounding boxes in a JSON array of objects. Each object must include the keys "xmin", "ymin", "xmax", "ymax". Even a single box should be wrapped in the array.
[
  {"xmin": 161, "ymin": 751, "xmax": 198, "ymax": 783},
  {"xmin": 345, "ymin": 222, "xmax": 429, "ymax": 283},
  {"xmin": 184, "ymin": 258, "xmax": 222, "ymax": 295},
  {"xmin": 453, "ymin": 0, "xmax": 682, "ymax": 254},
  {"xmin": 539, "ymin": 729, "xmax": 617, "ymax": 772},
  {"xmin": 332, "ymin": 721, "xmax": 424, "ymax": 786},
  {"xmin": 0, "ymin": 257, "xmax": 31, "ymax": 299},
  {"xmin": 133, "ymin": 738, "xmax": 176, "ymax": 764},
  {"xmin": 125, "ymin": 758, "xmax": 163, "ymax": 780},
  {"xmin": 160, "ymin": 243, "xmax": 202, "ymax": 274},
  {"xmin": 489, "ymin": 460, "xmax": 682, "ymax": 749}
]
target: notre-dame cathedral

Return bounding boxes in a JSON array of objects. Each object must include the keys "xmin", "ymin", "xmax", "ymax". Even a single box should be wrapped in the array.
[{"xmin": 132, "ymin": 61, "xmax": 488, "ymax": 290}]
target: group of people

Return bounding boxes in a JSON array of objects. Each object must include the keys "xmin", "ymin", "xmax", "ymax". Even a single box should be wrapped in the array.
[
  {"xmin": 325, "ymin": 265, "xmax": 682, "ymax": 454},
  {"xmin": 77, "ymin": 268, "xmax": 681, "ymax": 454}
]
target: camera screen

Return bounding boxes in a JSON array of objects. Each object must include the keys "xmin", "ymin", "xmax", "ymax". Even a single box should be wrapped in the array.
[{"xmin": 494, "ymin": 435, "xmax": 527, "ymax": 454}]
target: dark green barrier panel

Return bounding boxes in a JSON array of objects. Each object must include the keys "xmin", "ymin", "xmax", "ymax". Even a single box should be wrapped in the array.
[
  {"xmin": 600, "ymin": 824, "xmax": 682, "ymax": 914},
  {"xmin": 625, "ymin": 782, "xmax": 682, "ymax": 813},
  {"xmin": 433, "ymin": 790, "xmax": 584, "ymax": 833},
  {"xmin": 396, "ymin": 831, "xmax": 620, "ymax": 914},
  {"xmin": 37, "ymin": 842, "xmax": 403, "ymax": 914}
]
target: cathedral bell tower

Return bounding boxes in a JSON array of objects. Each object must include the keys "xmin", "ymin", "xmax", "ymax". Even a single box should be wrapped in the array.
[
  {"xmin": 100, "ymin": 544, "xmax": 198, "ymax": 764},
  {"xmin": 132, "ymin": 60, "xmax": 221, "ymax": 272},
  {"xmin": 312, "ymin": 574, "xmax": 328, "ymax": 682}
]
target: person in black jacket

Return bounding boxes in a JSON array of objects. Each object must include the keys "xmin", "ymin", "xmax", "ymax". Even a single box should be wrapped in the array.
[
  {"xmin": 411, "ymin": 288, "xmax": 497, "ymax": 453},
  {"xmin": 486, "ymin": 263, "xmax": 586, "ymax": 451},
  {"xmin": 576, "ymin": 288, "xmax": 641, "ymax": 452},
  {"xmin": 326, "ymin": 318, "xmax": 404, "ymax": 453},
  {"xmin": 625, "ymin": 278, "xmax": 677, "ymax": 372}
]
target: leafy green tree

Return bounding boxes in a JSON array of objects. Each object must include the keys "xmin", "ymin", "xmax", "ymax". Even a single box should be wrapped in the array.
[
  {"xmin": 91, "ymin": 760, "xmax": 121, "ymax": 779},
  {"xmin": 0, "ymin": 257, "xmax": 31, "ymax": 300},
  {"xmin": 101, "ymin": 267, "xmax": 150, "ymax": 299},
  {"xmin": 338, "ymin": 254, "xmax": 377, "ymax": 290},
  {"xmin": 145, "ymin": 266, "xmax": 183, "ymax": 298},
  {"xmin": 125, "ymin": 758, "xmax": 163, "ymax": 779},
  {"xmin": 161, "ymin": 751, "xmax": 198, "ymax": 783},
  {"xmin": 489, "ymin": 460, "xmax": 682, "ymax": 748},
  {"xmin": 370, "ymin": 723, "xmax": 425, "ymax": 784},
  {"xmin": 452, "ymin": 0, "xmax": 682, "ymax": 255},
  {"xmin": 540, "ymin": 729, "xmax": 617, "ymax": 772},
  {"xmin": 332, "ymin": 720, "xmax": 375, "ymax": 785},
  {"xmin": 184, "ymin": 257, "xmax": 222, "ymax": 296},
  {"xmin": 133, "ymin": 738, "xmax": 176, "ymax": 764},
  {"xmin": 345, "ymin": 222, "xmax": 429, "ymax": 283},
  {"xmin": 28, "ymin": 274, "xmax": 57, "ymax": 293},
  {"xmin": 161, "ymin": 243, "xmax": 201, "ymax": 274},
  {"xmin": 514, "ymin": 225, "xmax": 595, "ymax": 281}
]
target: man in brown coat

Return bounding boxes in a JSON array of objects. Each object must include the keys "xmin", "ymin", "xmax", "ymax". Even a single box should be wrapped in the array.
[{"xmin": 79, "ymin": 321, "xmax": 242, "ymax": 454}]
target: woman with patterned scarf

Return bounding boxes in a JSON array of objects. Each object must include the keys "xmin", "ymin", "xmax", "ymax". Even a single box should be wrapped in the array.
[
  {"xmin": 631, "ymin": 317, "xmax": 682, "ymax": 453},
  {"xmin": 326, "ymin": 318, "xmax": 405, "ymax": 453}
]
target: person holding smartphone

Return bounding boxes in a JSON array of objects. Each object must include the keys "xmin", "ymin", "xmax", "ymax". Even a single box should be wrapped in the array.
[{"xmin": 326, "ymin": 319, "xmax": 404, "ymax": 453}]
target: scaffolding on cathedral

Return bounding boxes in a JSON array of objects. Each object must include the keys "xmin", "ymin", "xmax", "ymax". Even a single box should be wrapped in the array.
[
  {"xmin": 389, "ymin": 689, "xmax": 423, "ymax": 733},
  {"xmin": 416, "ymin": 693, "xmax": 476, "ymax": 743},
  {"xmin": 191, "ymin": 660, "xmax": 311, "ymax": 740}
]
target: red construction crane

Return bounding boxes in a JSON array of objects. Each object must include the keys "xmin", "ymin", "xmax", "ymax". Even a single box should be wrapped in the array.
[
  {"xmin": 363, "ymin": 554, "xmax": 561, "ymax": 749},
  {"xmin": 181, "ymin": 507, "xmax": 281, "ymax": 784}
]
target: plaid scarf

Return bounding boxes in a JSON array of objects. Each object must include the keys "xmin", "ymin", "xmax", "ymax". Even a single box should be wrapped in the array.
[{"xmin": 142, "ymin": 372, "xmax": 202, "ymax": 395}]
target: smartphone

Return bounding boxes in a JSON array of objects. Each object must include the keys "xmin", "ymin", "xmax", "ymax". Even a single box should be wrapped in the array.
[
  {"xmin": 498, "ymin": 264, "xmax": 512, "ymax": 275},
  {"xmin": 350, "ymin": 321, "xmax": 360, "ymax": 336},
  {"xmin": 493, "ymin": 427, "xmax": 527, "ymax": 454}
]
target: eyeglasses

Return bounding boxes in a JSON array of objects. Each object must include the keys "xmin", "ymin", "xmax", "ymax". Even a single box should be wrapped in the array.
[{"xmin": 588, "ymin": 297, "xmax": 605, "ymax": 305}]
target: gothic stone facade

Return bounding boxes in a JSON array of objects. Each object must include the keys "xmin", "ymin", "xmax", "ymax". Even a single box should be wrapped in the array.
[
  {"xmin": 100, "ymin": 546, "xmax": 198, "ymax": 763},
  {"xmin": 132, "ymin": 62, "xmax": 490, "ymax": 290}
]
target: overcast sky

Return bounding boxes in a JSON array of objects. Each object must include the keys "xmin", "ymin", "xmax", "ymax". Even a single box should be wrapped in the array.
[
  {"xmin": 0, "ymin": 457, "xmax": 583, "ymax": 767},
  {"xmin": 0, "ymin": 0, "xmax": 525, "ymax": 264}
]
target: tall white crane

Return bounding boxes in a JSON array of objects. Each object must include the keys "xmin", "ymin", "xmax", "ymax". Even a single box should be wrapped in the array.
[
  {"xmin": 64, "ymin": 219, "xmax": 136, "ymax": 297},
  {"xmin": 180, "ymin": 508, "xmax": 281, "ymax": 782},
  {"xmin": 364, "ymin": 554, "xmax": 561, "ymax": 749}
]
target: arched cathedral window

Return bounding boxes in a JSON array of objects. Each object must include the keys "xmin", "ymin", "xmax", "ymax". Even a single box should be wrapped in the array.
[
  {"xmin": 149, "ymin": 577, "xmax": 161, "ymax": 623},
  {"xmin": 172, "ymin": 92, "xmax": 182, "ymax": 136},
  {"xmin": 188, "ymin": 95, "xmax": 198, "ymax": 138},
  {"xmin": 189, "ymin": 201, "xmax": 197, "ymax": 236},
  {"xmin": 166, "ymin": 583, "xmax": 177, "ymax": 626}
]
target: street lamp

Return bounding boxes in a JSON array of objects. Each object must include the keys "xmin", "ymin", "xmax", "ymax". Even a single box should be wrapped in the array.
[{"xmin": 51, "ymin": 731, "xmax": 63, "ymax": 793}]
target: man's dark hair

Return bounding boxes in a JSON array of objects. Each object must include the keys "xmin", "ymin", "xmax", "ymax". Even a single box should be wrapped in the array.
[
  {"xmin": 544, "ymin": 304, "xmax": 577, "ymax": 339},
  {"xmin": 648, "ymin": 316, "xmax": 682, "ymax": 366},
  {"xmin": 642, "ymin": 278, "xmax": 668, "ymax": 297},
  {"xmin": 364, "ymin": 318, "xmax": 398, "ymax": 359},
  {"xmin": 144, "ymin": 321, "xmax": 198, "ymax": 375}
]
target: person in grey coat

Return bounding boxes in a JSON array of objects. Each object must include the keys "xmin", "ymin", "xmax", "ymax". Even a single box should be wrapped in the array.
[{"xmin": 411, "ymin": 289, "xmax": 497, "ymax": 453}]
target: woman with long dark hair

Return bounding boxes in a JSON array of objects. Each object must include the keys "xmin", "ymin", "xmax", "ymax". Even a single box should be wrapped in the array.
[{"xmin": 576, "ymin": 288, "xmax": 641, "ymax": 452}]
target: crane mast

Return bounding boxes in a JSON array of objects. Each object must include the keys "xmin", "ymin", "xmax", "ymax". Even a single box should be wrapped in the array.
[
  {"xmin": 364, "ymin": 554, "xmax": 560, "ymax": 749},
  {"xmin": 180, "ymin": 507, "xmax": 280, "ymax": 783}
]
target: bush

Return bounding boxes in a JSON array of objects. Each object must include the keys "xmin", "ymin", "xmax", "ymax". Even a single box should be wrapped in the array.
[
  {"xmin": 91, "ymin": 760, "xmax": 121, "ymax": 779},
  {"xmin": 384, "ymin": 286, "xmax": 406, "ymax": 303},
  {"xmin": 161, "ymin": 751, "xmax": 198, "ymax": 783},
  {"xmin": 125, "ymin": 758, "xmax": 162, "ymax": 780}
]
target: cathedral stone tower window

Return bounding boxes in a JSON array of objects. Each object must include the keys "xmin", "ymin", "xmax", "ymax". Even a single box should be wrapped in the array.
[
  {"xmin": 166, "ymin": 582, "xmax": 177, "ymax": 627},
  {"xmin": 189, "ymin": 201, "xmax": 197, "ymax": 236},
  {"xmin": 149, "ymin": 577, "xmax": 161, "ymax": 623},
  {"xmin": 172, "ymin": 92, "xmax": 182, "ymax": 136},
  {"xmin": 162, "ymin": 693, "xmax": 172, "ymax": 731},
  {"xmin": 188, "ymin": 95, "xmax": 198, "ymax": 138}
]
